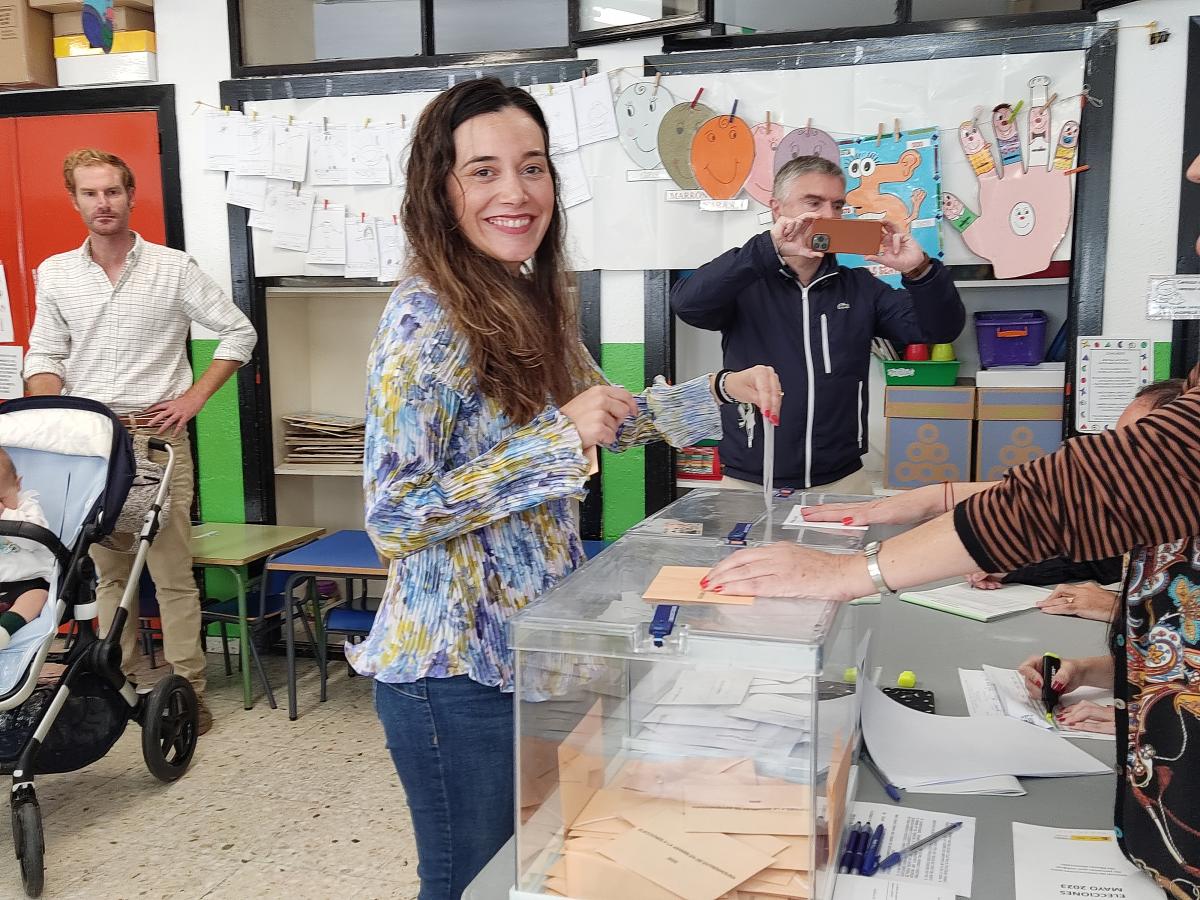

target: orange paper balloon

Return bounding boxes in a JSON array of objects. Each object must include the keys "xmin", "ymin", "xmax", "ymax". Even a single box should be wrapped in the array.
[{"xmin": 690, "ymin": 115, "xmax": 755, "ymax": 200}]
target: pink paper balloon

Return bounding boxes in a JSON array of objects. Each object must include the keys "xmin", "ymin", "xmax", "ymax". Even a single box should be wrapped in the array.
[{"xmin": 746, "ymin": 122, "xmax": 785, "ymax": 206}]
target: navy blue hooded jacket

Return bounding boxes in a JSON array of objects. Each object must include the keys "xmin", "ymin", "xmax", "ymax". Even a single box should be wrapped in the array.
[{"xmin": 671, "ymin": 231, "xmax": 966, "ymax": 488}]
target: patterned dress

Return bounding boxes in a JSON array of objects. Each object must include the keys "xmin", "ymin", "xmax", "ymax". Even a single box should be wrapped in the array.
[
  {"xmin": 349, "ymin": 276, "xmax": 723, "ymax": 690},
  {"xmin": 1118, "ymin": 538, "xmax": 1200, "ymax": 899}
]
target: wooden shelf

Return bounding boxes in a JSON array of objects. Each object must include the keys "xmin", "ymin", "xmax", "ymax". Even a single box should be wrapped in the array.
[
  {"xmin": 954, "ymin": 277, "xmax": 1068, "ymax": 289},
  {"xmin": 676, "ymin": 477, "xmax": 737, "ymax": 491},
  {"xmin": 275, "ymin": 463, "xmax": 362, "ymax": 477}
]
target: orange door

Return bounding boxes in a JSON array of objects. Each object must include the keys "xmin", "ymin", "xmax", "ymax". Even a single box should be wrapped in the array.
[{"xmin": 0, "ymin": 110, "xmax": 165, "ymax": 350}]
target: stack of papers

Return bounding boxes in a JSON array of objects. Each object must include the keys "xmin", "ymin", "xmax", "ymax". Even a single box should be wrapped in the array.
[
  {"xmin": 1012, "ymin": 823, "xmax": 1163, "ymax": 900},
  {"xmin": 279, "ymin": 412, "xmax": 365, "ymax": 467},
  {"xmin": 861, "ymin": 675, "xmax": 1111, "ymax": 793},
  {"xmin": 960, "ymin": 666, "xmax": 1116, "ymax": 741},
  {"xmin": 898, "ymin": 581, "xmax": 1051, "ymax": 622},
  {"xmin": 843, "ymin": 802, "xmax": 975, "ymax": 898},
  {"xmin": 781, "ymin": 506, "xmax": 868, "ymax": 532}
]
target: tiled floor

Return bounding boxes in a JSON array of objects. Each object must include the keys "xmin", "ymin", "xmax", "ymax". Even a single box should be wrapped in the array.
[{"xmin": 13, "ymin": 649, "xmax": 421, "ymax": 900}]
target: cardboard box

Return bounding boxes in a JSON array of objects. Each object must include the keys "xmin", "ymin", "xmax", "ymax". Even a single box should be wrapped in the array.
[
  {"xmin": 884, "ymin": 385, "xmax": 975, "ymax": 489},
  {"xmin": 56, "ymin": 50, "xmax": 155, "ymax": 86},
  {"xmin": 0, "ymin": 3, "xmax": 56, "ymax": 89},
  {"xmin": 52, "ymin": 6, "xmax": 153, "ymax": 36},
  {"xmin": 54, "ymin": 28, "xmax": 154, "ymax": 56},
  {"xmin": 974, "ymin": 387, "xmax": 1063, "ymax": 480},
  {"xmin": 30, "ymin": 0, "xmax": 151, "ymax": 13}
]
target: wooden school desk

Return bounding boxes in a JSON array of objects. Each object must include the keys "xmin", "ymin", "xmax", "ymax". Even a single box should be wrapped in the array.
[
  {"xmin": 191, "ymin": 523, "xmax": 326, "ymax": 709},
  {"xmin": 265, "ymin": 529, "xmax": 389, "ymax": 720}
]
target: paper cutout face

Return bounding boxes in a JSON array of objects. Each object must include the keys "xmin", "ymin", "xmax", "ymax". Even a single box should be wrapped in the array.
[
  {"xmin": 773, "ymin": 126, "xmax": 839, "ymax": 176},
  {"xmin": 615, "ymin": 82, "xmax": 674, "ymax": 169},
  {"xmin": 992, "ymin": 105, "xmax": 1017, "ymax": 141},
  {"xmin": 959, "ymin": 122, "xmax": 986, "ymax": 154},
  {"xmin": 691, "ymin": 115, "xmax": 755, "ymax": 200},
  {"xmin": 1029, "ymin": 105, "xmax": 1050, "ymax": 139},
  {"xmin": 656, "ymin": 102, "xmax": 715, "ymax": 190},
  {"xmin": 1009, "ymin": 201, "xmax": 1035, "ymax": 236},
  {"xmin": 942, "ymin": 193, "xmax": 964, "ymax": 219},
  {"xmin": 1060, "ymin": 121, "xmax": 1079, "ymax": 147},
  {"xmin": 746, "ymin": 122, "xmax": 785, "ymax": 206}
]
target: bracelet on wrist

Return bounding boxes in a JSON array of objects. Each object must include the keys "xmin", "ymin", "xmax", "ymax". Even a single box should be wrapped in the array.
[
  {"xmin": 903, "ymin": 254, "xmax": 932, "ymax": 281},
  {"xmin": 715, "ymin": 369, "xmax": 736, "ymax": 404}
]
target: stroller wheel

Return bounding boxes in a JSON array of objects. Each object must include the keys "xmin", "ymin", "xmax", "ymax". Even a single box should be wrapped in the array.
[
  {"xmin": 141, "ymin": 675, "xmax": 198, "ymax": 782},
  {"xmin": 11, "ymin": 795, "xmax": 44, "ymax": 898}
]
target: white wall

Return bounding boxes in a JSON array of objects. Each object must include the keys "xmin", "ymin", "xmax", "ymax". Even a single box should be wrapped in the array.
[
  {"xmin": 1098, "ymin": 0, "xmax": 1194, "ymax": 340},
  {"xmin": 154, "ymin": 2, "xmax": 235, "ymax": 317}
]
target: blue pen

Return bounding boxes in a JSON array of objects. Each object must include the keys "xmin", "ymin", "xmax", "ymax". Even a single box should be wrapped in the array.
[
  {"xmin": 850, "ymin": 820, "xmax": 871, "ymax": 874},
  {"xmin": 860, "ymin": 823, "xmax": 886, "ymax": 876},
  {"xmin": 862, "ymin": 751, "xmax": 903, "ymax": 803},
  {"xmin": 838, "ymin": 822, "xmax": 862, "ymax": 874},
  {"xmin": 878, "ymin": 820, "xmax": 964, "ymax": 872}
]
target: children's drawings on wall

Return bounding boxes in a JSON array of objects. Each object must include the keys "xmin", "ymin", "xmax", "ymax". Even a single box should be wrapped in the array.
[
  {"xmin": 377, "ymin": 222, "xmax": 406, "ymax": 283},
  {"xmin": 310, "ymin": 126, "xmax": 351, "ymax": 186},
  {"xmin": 271, "ymin": 123, "xmax": 310, "ymax": 182},
  {"xmin": 837, "ymin": 128, "xmax": 942, "ymax": 288},
  {"xmin": 658, "ymin": 102, "xmax": 715, "ymax": 190},
  {"xmin": 307, "ymin": 203, "xmax": 347, "ymax": 265},
  {"xmin": 535, "ymin": 88, "xmax": 580, "ymax": 156},
  {"xmin": 572, "ymin": 77, "xmax": 619, "ymax": 146},
  {"xmin": 773, "ymin": 126, "xmax": 839, "ymax": 175},
  {"xmin": 947, "ymin": 75, "xmax": 1076, "ymax": 278},
  {"xmin": 344, "ymin": 218, "xmax": 382, "ymax": 278},
  {"xmin": 746, "ymin": 122, "xmax": 785, "ymax": 207},
  {"xmin": 691, "ymin": 115, "xmax": 755, "ymax": 201},
  {"xmin": 203, "ymin": 111, "xmax": 242, "ymax": 172},
  {"xmin": 271, "ymin": 190, "xmax": 316, "ymax": 253},
  {"xmin": 349, "ymin": 126, "xmax": 392, "ymax": 185},
  {"xmin": 615, "ymin": 82, "xmax": 674, "ymax": 170}
]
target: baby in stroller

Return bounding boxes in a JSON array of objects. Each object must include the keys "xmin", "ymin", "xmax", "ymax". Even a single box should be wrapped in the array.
[{"xmin": 0, "ymin": 448, "xmax": 53, "ymax": 650}]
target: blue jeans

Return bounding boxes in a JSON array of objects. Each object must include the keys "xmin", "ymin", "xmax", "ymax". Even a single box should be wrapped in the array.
[{"xmin": 374, "ymin": 676, "xmax": 514, "ymax": 900}]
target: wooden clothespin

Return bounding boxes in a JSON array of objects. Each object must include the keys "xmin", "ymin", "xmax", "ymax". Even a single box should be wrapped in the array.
[
  {"xmin": 392, "ymin": 213, "xmax": 399, "ymax": 225},
  {"xmin": 728, "ymin": 99, "xmax": 738, "ymax": 124},
  {"xmin": 1046, "ymin": 92, "xmax": 1058, "ymax": 109},
  {"xmin": 690, "ymin": 87, "xmax": 704, "ymax": 109},
  {"xmin": 361, "ymin": 211, "xmax": 366, "ymax": 223},
  {"xmin": 1060, "ymin": 164, "xmax": 1089, "ymax": 176},
  {"xmin": 287, "ymin": 114, "xmax": 294, "ymax": 127},
  {"xmin": 323, "ymin": 198, "xmax": 329, "ymax": 210},
  {"xmin": 293, "ymin": 181, "xmax": 300, "ymax": 195},
  {"xmin": 364, "ymin": 117, "xmax": 371, "ymax": 128},
  {"xmin": 322, "ymin": 117, "xmax": 328, "ymax": 133},
  {"xmin": 653, "ymin": 73, "xmax": 661, "ymax": 96},
  {"xmin": 548, "ymin": 83, "xmax": 553, "ymax": 95},
  {"xmin": 893, "ymin": 118, "xmax": 900, "ymax": 141},
  {"xmin": 766, "ymin": 111, "xmax": 771, "ymax": 127},
  {"xmin": 582, "ymin": 69, "xmax": 588, "ymax": 85},
  {"xmin": 251, "ymin": 110, "xmax": 258, "ymax": 122},
  {"xmin": 223, "ymin": 105, "xmax": 230, "ymax": 115},
  {"xmin": 1012, "ymin": 99, "xmax": 1024, "ymax": 117},
  {"xmin": 400, "ymin": 113, "xmax": 406, "ymax": 128},
  {"xmin": 876, "ymin": 122, "xmax": 884, "ymax": 146},
  {"xmin": 806, "ymin": 117, "xmax": 812, "ymax": 133}
]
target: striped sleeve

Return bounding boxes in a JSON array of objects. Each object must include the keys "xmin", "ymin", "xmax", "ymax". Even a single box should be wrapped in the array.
[{"xmin": 955, "ymin": 364, "xmax": 1200, "ymax": 572}]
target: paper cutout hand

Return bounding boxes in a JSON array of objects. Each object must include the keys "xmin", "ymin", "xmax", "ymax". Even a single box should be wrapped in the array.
[{"xmin": 943, "ymin": 79, "xmax": 1078, "ymax": 279}]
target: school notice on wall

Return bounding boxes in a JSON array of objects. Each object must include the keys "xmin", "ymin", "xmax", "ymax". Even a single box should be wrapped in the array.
[
  {"xmin": 1075, "ymin": 337, "xmax": 1151, "ymax": 433},
  {"xmin": 1146, "ymin": 274, "xmax": 1200, "ymax": 320}
]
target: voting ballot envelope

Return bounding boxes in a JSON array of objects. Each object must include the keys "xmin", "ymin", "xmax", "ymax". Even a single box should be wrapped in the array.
[{"xmin": 508, "ymin": 493, "xmax": 870, "ymax": 900}]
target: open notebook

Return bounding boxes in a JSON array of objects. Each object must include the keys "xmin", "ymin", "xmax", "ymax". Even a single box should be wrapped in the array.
[{"xmin": 899, "ymin": 581, "xmax": 1052, "ymax": 622}]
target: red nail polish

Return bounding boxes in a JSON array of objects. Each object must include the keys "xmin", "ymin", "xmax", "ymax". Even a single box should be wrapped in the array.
[
  {"xmin": 1051, "ymin": 680, "xmax": 1064, "ymax": 691},
  {"xmin": 699, "ymin": 578, "xmax": 709, "ymax": 588},
  {"xmin": 713, "ymin": 586, "xmax": 724, "ymax": 593},
  {"xmin": 842, "ymin": 517, "xmax": 854, "ymax": 525}
]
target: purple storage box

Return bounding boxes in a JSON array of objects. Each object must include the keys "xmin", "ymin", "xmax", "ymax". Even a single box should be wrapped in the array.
[{"xmin": 974, "ymin": 310, "xmax": 1047, "ymax": 368}]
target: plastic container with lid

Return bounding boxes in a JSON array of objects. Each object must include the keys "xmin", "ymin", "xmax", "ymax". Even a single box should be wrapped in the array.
[{"xmin": 974, "ymin": 310, "xmax": 1048, "ymax": 368}]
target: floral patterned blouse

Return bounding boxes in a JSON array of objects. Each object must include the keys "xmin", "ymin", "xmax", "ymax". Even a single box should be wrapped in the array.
[{"xmin": 348, "ymin": 276, "xmax": 722, "ymax": 690}]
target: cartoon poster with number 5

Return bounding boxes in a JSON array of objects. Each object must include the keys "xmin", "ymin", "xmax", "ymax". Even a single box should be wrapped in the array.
[{"xmin": 837, "ymin": 127, "xmax": 943, "ymax": 288}]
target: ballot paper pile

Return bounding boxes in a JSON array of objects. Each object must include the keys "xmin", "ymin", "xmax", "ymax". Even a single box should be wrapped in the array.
[
  {"xmin": 534, "ymin": 755, "xmax": 820, "ymax": 900},
  {"xmin": 279, "ymin": 412, "xmax": 365, "ymax": 467}
]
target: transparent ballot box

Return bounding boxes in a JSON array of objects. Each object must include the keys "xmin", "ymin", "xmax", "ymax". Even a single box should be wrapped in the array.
[
  {"xmin": 629, "ymin": 488, "xmax": 873, "ymax": 552},
  {"xmin": 509, "ymin": 534, "xmax": 863, "ymax": 900}
]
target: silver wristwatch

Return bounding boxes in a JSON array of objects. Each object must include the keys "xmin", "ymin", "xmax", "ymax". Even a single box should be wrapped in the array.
[{"xmin": 863, "ymin": 541, "xmax": 893, "ymax": 594}]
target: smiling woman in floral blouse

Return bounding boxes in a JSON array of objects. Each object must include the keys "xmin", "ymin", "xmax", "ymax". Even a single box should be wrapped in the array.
[{"xmin": 352, "ymin": 77, "xmax": 781, "ymax": 900}]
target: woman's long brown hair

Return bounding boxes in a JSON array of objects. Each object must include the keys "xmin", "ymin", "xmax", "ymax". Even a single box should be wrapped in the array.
[{"xmin": 402, "ymin": 77, "xmax": 585, "ymax": 425}]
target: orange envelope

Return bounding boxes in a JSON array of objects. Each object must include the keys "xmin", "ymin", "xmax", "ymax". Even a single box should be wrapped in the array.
[
  {"xmin": 599, "ymin": 814, "xmax": 776, "ymax": 900},
  {"xmin": 565, "ymin": 849, "xmax": 685, "ymax": 900},
  {"xmin": 643, "ymin": 566, "xmax": 753, "ymax": 605}
]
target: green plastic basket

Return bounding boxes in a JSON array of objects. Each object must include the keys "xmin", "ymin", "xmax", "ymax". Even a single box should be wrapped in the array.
[{"xmin": 880, "ymin": 358, "xmax": 961, "ymax": 386}]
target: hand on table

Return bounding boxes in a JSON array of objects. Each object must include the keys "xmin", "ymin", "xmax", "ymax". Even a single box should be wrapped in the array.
[
  {"xmin": 967, "ymin": 572, "xmax": 1005, "ymax": 590},
  {"xmin": 1036, "ymin": 581, "xmax": 1119, "ymax": 622},
  {"xmin": 1018, "ymin": 654, "xmax": 1089, "ymax": 699},
  {"xmin": 702, "ymin": 542, "xmax": 864, "ymax": 603},
  {"xmin": 1054, "ymin": 699, "xmax": 1115, "ymax": 735},
  {"xmin": 801, "ymin": 485, "xmax": 940, "ymax": 527}
]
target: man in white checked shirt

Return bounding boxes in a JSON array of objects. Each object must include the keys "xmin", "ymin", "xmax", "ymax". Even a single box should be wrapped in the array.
[{"xmin": 24, "ymin": 149, "xmax": 257, "ymax": 735}]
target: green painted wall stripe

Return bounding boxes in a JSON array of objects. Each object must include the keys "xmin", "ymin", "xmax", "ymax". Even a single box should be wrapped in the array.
[
  {"xmin": 600, "ymin": 342, "xmax": 646, "ymax": 542},
  {"xmin": 192, "ymin": 339, "xmax": 247, "ymax": 620},
  {"xmin": 1153, "ymin": 341, "xmax": 1172, "ymax": 382}
]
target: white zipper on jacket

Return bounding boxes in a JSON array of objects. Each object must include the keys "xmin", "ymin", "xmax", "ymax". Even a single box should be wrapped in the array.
[
  {"xmin": 798, "ymin": 271, "xmax": 838, "ymax": 488},
  {"xmin": 857, "ymin": 380, "xmax": 864, "ymax": 448},
  {"xmin": 820, "ymin": 314, "xmax": 832, "ymax": 375}
]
